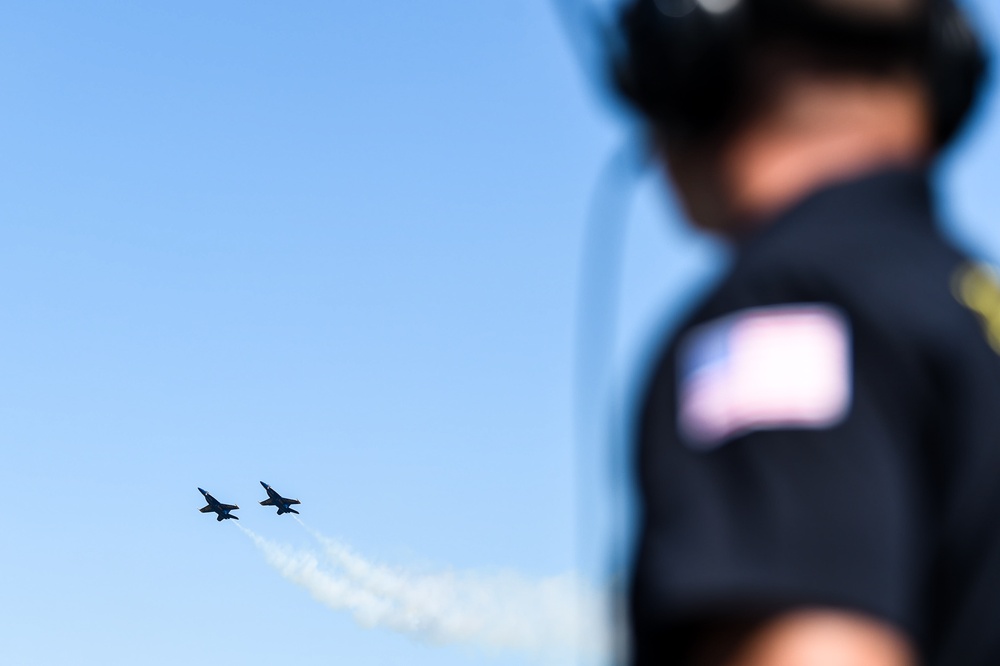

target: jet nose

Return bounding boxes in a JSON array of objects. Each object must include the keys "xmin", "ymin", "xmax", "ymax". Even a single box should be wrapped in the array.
[
  {"xmin": 260, "ymin": 481, "xmax": 269, "ymax": 489},
  {"xmin": 198, "ymin": 487, "xmax": 207, "ymax": 495}
]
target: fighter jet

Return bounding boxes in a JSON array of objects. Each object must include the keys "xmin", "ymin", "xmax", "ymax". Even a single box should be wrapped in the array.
[
  {"xmin": 259, "ymin": 481, "xmax": 301, "ymax": 515},
  {"xmin": 198, "ymin": 488, "xmax": 239, "ymax": 521}
]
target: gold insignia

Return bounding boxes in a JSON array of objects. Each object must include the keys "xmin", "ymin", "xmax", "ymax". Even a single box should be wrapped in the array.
[{"xmin": 952, "ymin": 262, "xmax": 1000, "ymax": 354}]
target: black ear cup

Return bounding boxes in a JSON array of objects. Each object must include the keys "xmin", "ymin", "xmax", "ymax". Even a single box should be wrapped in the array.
[
  {"xmin": 613, "ymin": 0, "xmax": 987, "ymax": 147},
  {"xmin": 614, "ymin": 0, "xmax": 751, "ymax": 136},
  {"xmin": 927, "ymin": 0, "xmax": 988, "ymax": 146}
]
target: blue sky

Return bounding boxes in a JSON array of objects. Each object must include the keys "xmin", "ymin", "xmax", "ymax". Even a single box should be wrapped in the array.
[{"xmin": 1, "ymin": 2, "xmax": 998, "ymax": 665}]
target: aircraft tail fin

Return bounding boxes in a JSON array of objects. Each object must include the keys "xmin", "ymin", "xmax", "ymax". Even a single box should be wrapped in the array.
[
  {"xmin": 217, "ymin": 514, "xmax": 224, "ymax": 522},
  {"xmin": 287, "ymin": 508, "xmax": 300, "ymax": 515}
]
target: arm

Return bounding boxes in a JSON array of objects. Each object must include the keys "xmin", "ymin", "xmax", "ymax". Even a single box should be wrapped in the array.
[
  {"xmin": 720, "ymin": 610, "xmax": 915, "ymax": 666},
  {"xmin": 632, "ymin": 303, "xmax": 926, "ymax": 666}
]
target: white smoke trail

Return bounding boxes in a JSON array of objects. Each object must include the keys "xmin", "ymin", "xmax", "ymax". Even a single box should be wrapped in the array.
[{"xmin": 236, "ymin": 523, "xmax": 611, "ymax": 664}]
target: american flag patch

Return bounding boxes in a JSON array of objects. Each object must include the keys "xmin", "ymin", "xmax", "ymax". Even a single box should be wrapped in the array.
[{"xmin": 677, "ymin": 304, "xmax": 852, "ymax": 449}]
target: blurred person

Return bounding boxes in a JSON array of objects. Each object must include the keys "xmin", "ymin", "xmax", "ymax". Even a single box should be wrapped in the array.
[{"xmin": 609, "ymin": 0, "xmax": 998, "ymax": 664}]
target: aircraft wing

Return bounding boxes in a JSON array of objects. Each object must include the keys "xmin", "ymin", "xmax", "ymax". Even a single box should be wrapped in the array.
[
  {"xmin": 220, "ymin": 503, "xmax": 239, "ymax": 511},
  {"xmin": 287, "ymin": 499, "xmax": 301, "ymax": 505},
  {"xmin": 199, "ymin": 505, "xmax": 214, "ymax": 513},
  {"xmin": 260, "ymin": 498, "xmax": 277, "ymax": 506}
]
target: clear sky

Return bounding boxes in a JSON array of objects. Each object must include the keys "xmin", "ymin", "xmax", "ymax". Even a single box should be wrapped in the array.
[{"xmin": 1, "ymin": 2, "xmax": 999, "ymax": 665}]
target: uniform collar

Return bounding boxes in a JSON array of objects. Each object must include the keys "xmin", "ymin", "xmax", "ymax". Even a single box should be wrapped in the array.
[{"xmin": 731, "ymin": 166, "xmax": 935, "ymax": 247}]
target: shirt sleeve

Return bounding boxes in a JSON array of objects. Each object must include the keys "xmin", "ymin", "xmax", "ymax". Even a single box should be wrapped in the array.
[{"xmin": 629, "ymin": 303, "xmax": 927, "ymax": 665}]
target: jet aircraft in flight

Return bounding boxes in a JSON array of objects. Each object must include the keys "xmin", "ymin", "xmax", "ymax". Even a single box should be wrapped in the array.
[
  {"xmin": 198, "ymin": 488, "xmax": 239, "ymax": 521},
  {"xmin": 259, "ymin": 481, "xmax": 301, "ymax": 515}
]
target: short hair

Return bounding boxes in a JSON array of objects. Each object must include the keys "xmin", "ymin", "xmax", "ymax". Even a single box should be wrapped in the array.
[
  {"xmin": 813, "ymin": 0, "xmax": 922, "ymax": 22},
  {"xmin": 719, "ymin": 0, "xmax": 933, "ymax": 136}
]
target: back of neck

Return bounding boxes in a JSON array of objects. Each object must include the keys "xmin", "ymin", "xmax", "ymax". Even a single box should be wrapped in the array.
[{"xmin": 722, "ymin": 75, "xmax": 932, "ymax": 228}]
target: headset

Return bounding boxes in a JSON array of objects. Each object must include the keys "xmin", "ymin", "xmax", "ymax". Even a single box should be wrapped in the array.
[{"xmin": 610, "ymin": 0, "xmax": 988, "ymax": 147}]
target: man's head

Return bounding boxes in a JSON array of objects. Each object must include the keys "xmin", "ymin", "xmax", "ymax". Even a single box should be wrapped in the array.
[{"xmin": 612, "ymin": 0, "xmax": 986, "ymax": 231}]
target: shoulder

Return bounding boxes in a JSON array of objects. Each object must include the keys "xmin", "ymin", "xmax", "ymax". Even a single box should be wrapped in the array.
[
  {"xmin": 723, "ymin": 182, "xmax": 972, "ymax": 353},
  {"xmin": 641, "ymin": 184, "xmax": 995, "ymax": 446}
]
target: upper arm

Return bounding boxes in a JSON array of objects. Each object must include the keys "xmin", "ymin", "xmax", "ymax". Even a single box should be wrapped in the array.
[
  {"xmin": 631, "ymin": 303, "xmax": 926, "ymax": 664},
  {"xmin": 723, "ymin": 610, "xmax": 915, "ymax": 666}
]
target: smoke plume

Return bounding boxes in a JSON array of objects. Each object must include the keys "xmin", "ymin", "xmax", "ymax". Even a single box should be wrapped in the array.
[{"xmin": 237, "ymin": 523, "xmax": 610, "ymax": 663}]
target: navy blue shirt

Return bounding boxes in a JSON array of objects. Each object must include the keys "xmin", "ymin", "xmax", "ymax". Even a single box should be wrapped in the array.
[{"xmin": 630, "ymin": 169, "xmax": 1000, "ymax": 665}]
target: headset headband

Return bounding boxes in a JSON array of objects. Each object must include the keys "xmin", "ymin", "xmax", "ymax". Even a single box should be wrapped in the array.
[{"xmin": 613, "ymin": 0, "xmax": 987, "ymax": 146}]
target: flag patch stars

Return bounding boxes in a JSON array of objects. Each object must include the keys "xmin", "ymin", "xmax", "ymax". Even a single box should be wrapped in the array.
[{"xmin": 677, "ymin": 304, "xmax": 852, "ymax": 450}]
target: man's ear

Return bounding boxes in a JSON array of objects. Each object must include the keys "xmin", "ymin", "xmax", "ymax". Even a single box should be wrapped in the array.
[{"xmin": 656, "ymin": 133, "xmax": 733, "ymax": 233}]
